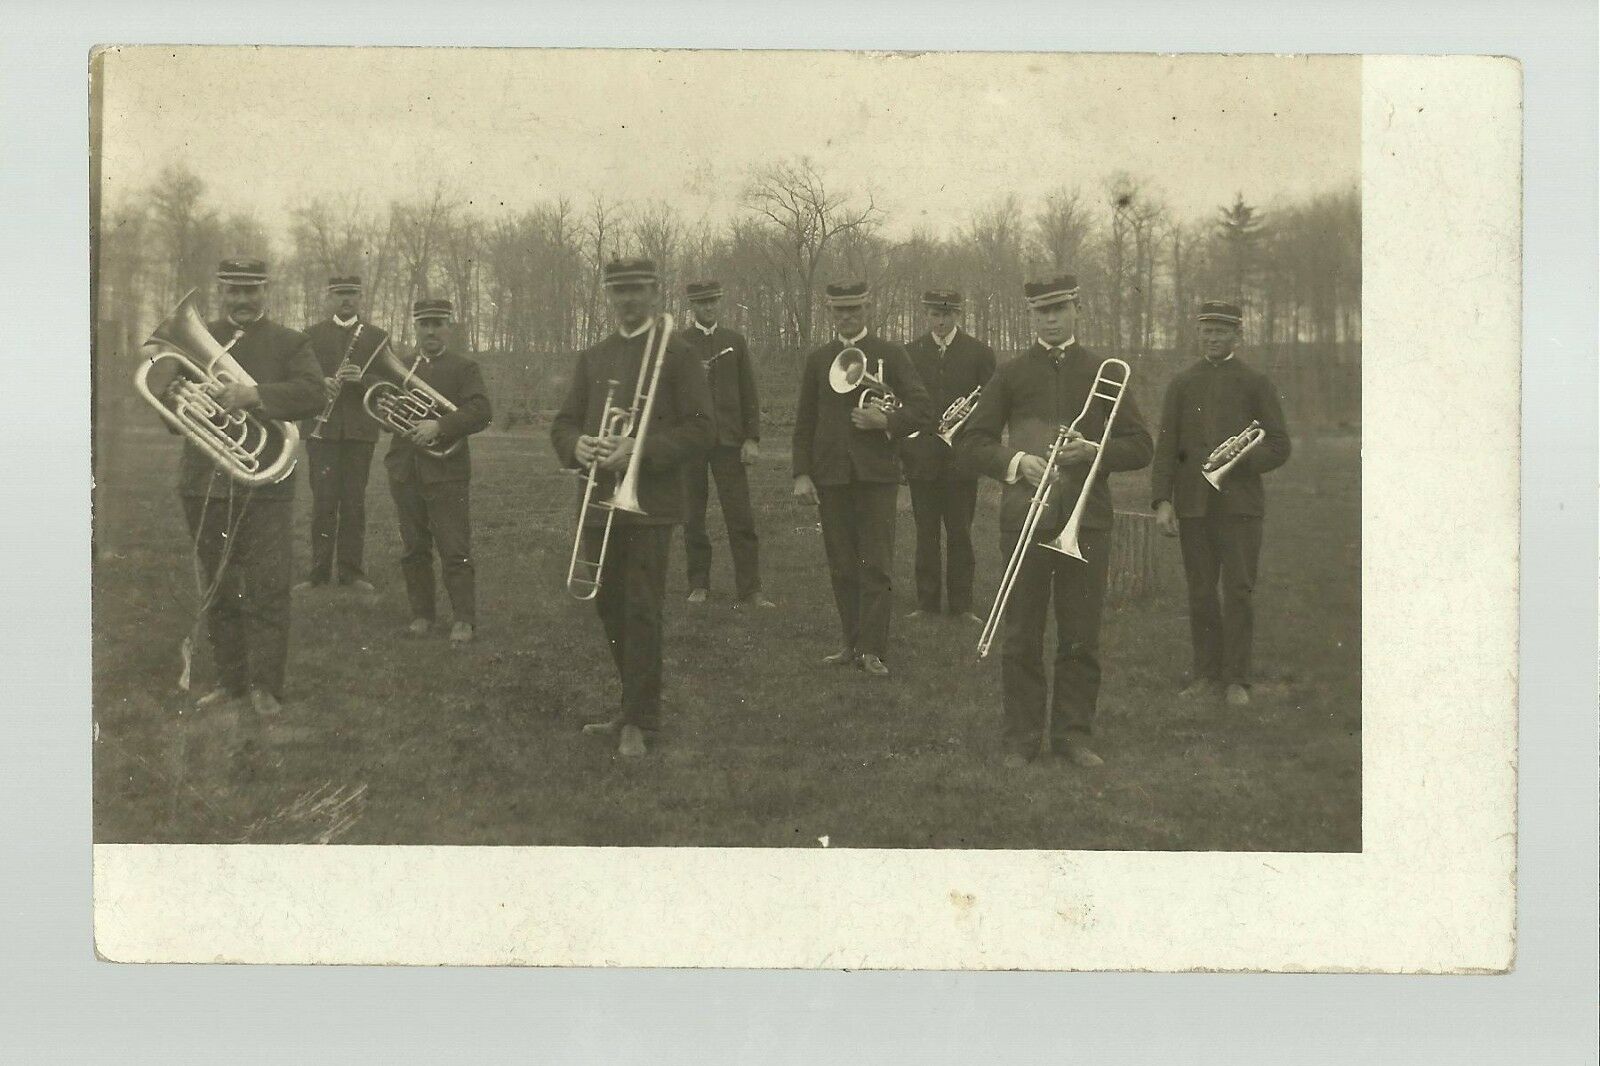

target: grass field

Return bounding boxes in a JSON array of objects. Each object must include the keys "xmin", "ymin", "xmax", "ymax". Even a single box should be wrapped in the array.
[{"xmin": 92, "ymin": 412, "xmax": 1360, "ymax": 850}]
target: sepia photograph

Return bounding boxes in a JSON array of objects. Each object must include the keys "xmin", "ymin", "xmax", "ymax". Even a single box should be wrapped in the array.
[{"xmin": 90, "ymin": 48, "xmax": 1362, "ymax": 854}]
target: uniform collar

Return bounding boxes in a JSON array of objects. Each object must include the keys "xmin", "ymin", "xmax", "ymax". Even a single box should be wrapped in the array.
[
  {"xmin": 1204, "ymin": 351, "xmax": 1236, "ymax": 365},
  {"xmin": 415, "ymin": 347, "xmax": 446, "ymax": 364},
  {"xmin": 333, "ymin": 314, "xmax": 359, "ymax": 329},
  {"xmin": 618, "ymin": 318, "xmax": 654, "ymax": 340},
  {"xmin": 227, "ymin": 311, "xmax": 265, "ymax": 330},
  {"xmin": 836, "ymin": 327, "xmax": 868, "ymax": 346},
  {"xmin": 1035, "ymin": 335, "xmax": 1076, "ymax": 361},
  {"xmin": 692, "ymin": 317, "xmax": 717, "ymax": 336},
  {"xmin": 931, "ymin": 327, "xmax": 958, "ymax": 351}
]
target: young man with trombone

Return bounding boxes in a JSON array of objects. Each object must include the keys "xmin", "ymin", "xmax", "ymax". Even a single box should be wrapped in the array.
[
  {"xmin": 791, "ymin": 281, "xmax": 932, "ymax": 677},
  {"xmin": 1151, "ymin": 300, "xmax": 1292, "ymax": 708},
  {"xmin": 679, "ymin": 279, "xmax": 772, "ymax": 609},
  {"xmin": 296, "ymin": 274, "xmax": 388, "ymax": 594},
  {"xmin": 145, "ymin": 258, "xmax": 326, "ymax": 719},
  {"xmin": 379, "ymin": 298, "xmax": 492, "ymax": 645},
  {"xmin": 900, "ymin": 289, "xmax": 995, "ymax": 623},
  {"xmin": 553, "ymin": 259, "xmax": 714, "ymax": 758},
  {"xmin": 959, "ymin": 275, "xmax": 1152, "ymax": 769}
]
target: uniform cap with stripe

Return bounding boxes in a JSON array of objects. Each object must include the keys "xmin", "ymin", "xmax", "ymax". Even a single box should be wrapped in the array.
[
  {"xmin": 1023, "ymin": 274, "xmax": 1078, "ymax": 309},
  {"xmin": 327, "ymin": 274, "xmax": 362, "ymax": 294},
  {"xmin": 603, "ymin": 258, "xmax": 659, "ymax": 288},
  {"xmin": 686, "ymin": 280, "xmax": 725, "ymax": 302},
  {"xmin": 1196, "ymin": 300, "xmax": 1244, "ymax": 325},
  {"xmin": 412, "ymin": 298, "xmax": 454, "ymax": 322},
  {"xmin": 825, "ymin": 281, "xmax": 870, "ymax": 308},
  {"xmin": 216, "ymin": 257, "xmax": 269, "ymax": 286}
]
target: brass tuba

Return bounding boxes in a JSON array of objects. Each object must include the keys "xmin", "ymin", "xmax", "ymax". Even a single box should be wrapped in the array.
[
  {"xmin": 361, "ymin": 342, "xmax": 464, "ymax": 459},
  {"xmin": 134, "ymin": 289, "xmax": 299, "ymax": 487}
]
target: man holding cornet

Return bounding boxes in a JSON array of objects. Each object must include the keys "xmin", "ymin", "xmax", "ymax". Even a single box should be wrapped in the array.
[
  {"xmin": 959, "ymin": 275, "xmax": 1152, "ymax": 769},
  {"xmin": 1151, "ymin": 301, "xmax": 1291, "ymax": 708},
  {"xmin": 382, "ymin": 298, "xmax": 492, "ymax": 645},
  {"xmin": 900, "ymin": 289, "xmax": 995, "ymax": 623},
  {"xmin": 792, "ymin": 281, "xmax": 932, "ymax": 677},
  {"xmin": 553, "ymin": 259, "xmax": 714, "ymax": 758}
]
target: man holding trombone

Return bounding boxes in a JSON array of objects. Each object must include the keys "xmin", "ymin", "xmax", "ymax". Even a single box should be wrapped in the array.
[
  {"xmin": 959, "ymin": 274, "xmax": 1152, "ymax": 769},
  {"xmin": 900, "ymin": 289, "xmax": 995, "ymax": 623},
  {"xmin": 553, "ymin": 258, "xmax": 714, "ymax": 758},
  {"xmin": 1151, "ymin": 300, "xmax": 1292, "ymax": 708}
]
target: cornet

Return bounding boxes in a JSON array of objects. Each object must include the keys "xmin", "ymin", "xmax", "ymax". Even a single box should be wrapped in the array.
[
  {"xmin": 976, "ymin": 359, "xmax": 1132, "ymax": 659},
  {"xmin": 1201, "ymin": 420, "xmax": 1264, "ymax": 490},
  {"xmin": 360, "ymin": 343, "xmax": 464, "ymax": 460},
  {"xmin": 909, "ymin": 386, "xmax": 982, "ymax": 447},
  {"xmin": 566, "ymin": 313, "xmax": 675, "ymax": 600},
  {"xmin": 134, "ymin": 289, "xmax": 299, "ymax": 488}
]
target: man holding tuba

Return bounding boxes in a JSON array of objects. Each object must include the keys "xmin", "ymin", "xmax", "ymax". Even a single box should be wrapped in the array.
[
  {"xmin": 173, "ymin": 258, "xmax": 326, "ymax": 718},
  {"xmin": 899, "ymin": 289, "xmax": 996, "ymax": 624},
  {"xmin": 791, "ymin": 281, "xmax": 932, "ymax": 677},
  {"xmin": 296, "ymin": 275, "xmax": 387, "ymax": 595},
  {"xmin": 679, "ymin": 279, "xmax": 772, "ymax": 609},
  {"xmin": 1151, "ymin": 301, "xmax": 1292, "ymax": 708},
  {"xmin": 958, "ymin": 274, "xmax": 1152, "ymax": 769},
  {"xmin": 382, "ymin": 299, "xmax": 492, "ymax": 645},
  {"xmin": 552, "ymin": 259, "xmax": 714, "ymax": 758}
]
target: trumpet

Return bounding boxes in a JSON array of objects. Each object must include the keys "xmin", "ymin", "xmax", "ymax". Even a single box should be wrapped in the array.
[
  {"xmin": 828, "ymin": 346, "xmax": 900, "ymax": 416},
  {"xmin": 566, "ymin": 313, "xmax": 675, "ymax": 600},
  {"xmin": 360, "ymin": 342, "xmax": 463, "ymax": 460},
  {"xmin": 977, "ymin": 358, "xmax": 1131, "ymax": 659},
  {"xmin": 909, "ymin": 386, "xmax": 982, "ymax": 446},
  {"xmin": 134, "ymin": 288, "xmax": 299, "ymax": 487},
  {"xmin": 1201, "ymin": 420, "xmax": 1264, "ymax": 490}
]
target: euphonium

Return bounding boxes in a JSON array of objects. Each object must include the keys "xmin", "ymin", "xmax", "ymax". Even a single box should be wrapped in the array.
[
  {"xmin": 566, "ymin": 313, "xmax": 675, "ymax": 600},
  {"xmin": 134, "ymin": 288, "xmax": 299, "ymax": 488},
  {"xmin": 828, "ymin": 346, "xmax": 901, "ymax": 415},
  {"xmin": 361, "ymin": 342, "xmax": 464, "ymax": 460},
  {"xmin": 1201, "ymin": 419, "xmax": 1265, "ymax": 490}
]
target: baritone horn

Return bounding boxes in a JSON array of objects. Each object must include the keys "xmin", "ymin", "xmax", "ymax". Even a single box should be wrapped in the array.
[
  {"xmin": 361, "ymin": 342, "xmax": 464, "ymax": 460},
  {"xmin": 1040, "ymin": 358, "xmax": 1133, "ymax": 561},
  {"xmin": 134, "ymin": 288, "xmax": 299, "ymax": 487},
  {"xmin": 1201, "ymin": 420, "xmax": 1265, "ymax": 490},
  {"xmin": 565, "ymin": 313, "xmax": 675, "ymax": 600},
  {"xmin": 828, "ymin": 346, "xmax": 900, "ymax": 414}
]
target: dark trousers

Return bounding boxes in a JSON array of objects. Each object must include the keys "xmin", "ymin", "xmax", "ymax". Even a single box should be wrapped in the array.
[
  {"xmin": 305, "ymin": 438, "xmax": 375, "ymax": 584},
  {"xmin": 908, "ymin": 478, "xmax": 979, "ymax": 613},
  {"xmin": 999, "ymin": 526, "xmax": 1110, "ymax": 748},
  {"xmin": 1178, "ymin": 514, "xmax": 1263, "ymax": 686},
  {"xmin": 182, "ymin": 494, "xmax": 293, "ymax": 699},
  {"xmin": 589, "ymin": 523, "xmax": 672, "ymax": 732},
  {"xmin": 684, "ymin": 444, "xmax": 761, "ymax": 598},
  {"xmin": 816, "ymin": 481, "xmax": 898, "ymax": 659},
  {"xmin": 388, "ymin": 476, "xmax": 475, "ymax": 623}
]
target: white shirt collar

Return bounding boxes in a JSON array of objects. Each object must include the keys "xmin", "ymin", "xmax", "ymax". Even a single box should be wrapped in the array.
[
  {"xmin": 837, "ymin": 327, "xmax": 868, "ymax": 346},
  {"xmin": 1205, "ymin": 351, "xmax": 1236, "ymax": 365},
  {"xmin": 228, "ymin": 311, "xmax": 264, "ymax": 329},
  {"xmin": 693, "ymin": 317, "xmax": 717, "ymax": 336},
  {"xmin": 1037, "ymin": 334, "xmax": 1076, "ymax": 353},
  {"xmin": 333, "ymin": 314, "xmax": 358, "ymax": 328},
  {"xmin": 931, "ymin": 327, "xmax": 958, "ymax": 350},
  {"xmin": 618, "ymin": 318, "xmax": 654, "ymax": 340}
]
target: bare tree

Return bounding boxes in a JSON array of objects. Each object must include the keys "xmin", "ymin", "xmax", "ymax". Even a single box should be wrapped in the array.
[{"xmin": 1033, "ymin": 186, "xmax": 1093, "ymax": 273}]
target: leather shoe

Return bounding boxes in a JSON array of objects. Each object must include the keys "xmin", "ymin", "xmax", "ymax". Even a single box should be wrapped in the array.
[
  {"xmin": 194, "ymin": 686, "xmax": 244, "ymax": 711},
  {"xmin": 859, "ymin": 654, "xmax": 890, "ymax": 676},
  {"xmin": 345, "ymin": 579, "xmax": 377, "ymax": 594},
  {"xmin": 1002, "ymin": 752, "xmax": 1030, "ymax": 770},
  {"xmin": 582, "ymin": 719, "xmax": 620, "ymax": 737},
  {"xmin": 736, "ymin": 594, "xmax": 776, "ymax": 609},
  {"xmin": 618, "ymin": 725, "xmax": 648, "ymax": 758},
  {"xmin": 686, "ymin": 588, "xmax": 708, "ymax": 604},
  {"xmin": 821, "ymin": 649, "xmax": 858, "ymax": 666},
  {"xmin": 249, "ymin": 688, "xmax": 282, "ymax": 718},
  {"xmin": 905, "ymin": 609, "xmax": 932, "ymax": 620},
  {"xmin": 1179, "ymin": 678, "xmax": 1220, "ymax": 700},
  {"xmin": 450, "ymin": 622, "xmax": 475, "ymax": 644},
  {"xmin": 1058, "ymin": 736, "xmax": 1104, "ymax": 768},
  {"xmin": 956, "ymin": 612, "xmax": 985, "ymax": 624},
  {"xmin": 292, "ymin": 580, "xmax": 324, "ymax": 594},
  {"xmin": 405, "ymin": 618, "xmax": 432, "ymax": 638},
  {"xmin": 1225, "ymin": 683, "xmax": 1251, "ymax": 707}
]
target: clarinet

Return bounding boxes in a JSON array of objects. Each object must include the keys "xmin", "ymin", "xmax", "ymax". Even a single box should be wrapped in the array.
[{"xmin": 309, "ymin": 323, "xmax": 364, "ymax": 440}]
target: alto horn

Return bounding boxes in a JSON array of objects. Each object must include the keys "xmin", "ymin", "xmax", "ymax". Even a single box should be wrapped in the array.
[
  {"xmin": 1201, "ymin": 420, "xmax": 1265, "ymax": 490},
  {"xmin": 134, "ymin": 288, "xmax": 299, "ymax": 487},
  {"xmin": 1039, "ymin": 359, "xmax": 1133, "ymax": 561},
  {"xmin": 361, "ymin": 342, "xmax": 464, "ymax": 460},
  {"xmin": 828, "ymin": 346, "xmax": 900, "ymax": 415}
]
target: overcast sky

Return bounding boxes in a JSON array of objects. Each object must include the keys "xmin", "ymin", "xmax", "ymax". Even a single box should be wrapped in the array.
[{"xmin": 96, "ymin": 48, "xmax": 1358, "ymax": 241}]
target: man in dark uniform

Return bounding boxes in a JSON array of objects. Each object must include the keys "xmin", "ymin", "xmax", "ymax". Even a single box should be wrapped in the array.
[
  {"xmin": 176, "ymin": 258, "xmax": 326, "ymax": 718},
  {"xmin": 899, "ymin": 289, "xmax": 996, "ymax": 623},
  {"xmin": 791, "ymin": 281, "xmax": 933, "ymax": 677},
  {"xmin": 381, "ymin": 298, "xmax": 492, "ymax": 645},
  {"xmin": 1151, "ymin": 300, "xmax": 1292, "ymax": 708},
  {"xmin": 679, "ymin": 279, "xmax": 772, "ymax": 609},
  {"xmin": 959, "ymin": 274, "xmax": 1153, "ymax": 768},
  {"xmin": 296, "ymin": 275, "xmax": 387, "ymax": 594},
  {"xmin": 553, "ymin": 259, "xmax": 715, "ymax": 758}
]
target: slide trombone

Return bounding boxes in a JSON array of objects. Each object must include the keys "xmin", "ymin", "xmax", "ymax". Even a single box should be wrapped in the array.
[
  {"xmin": 565, "ymin": 313, "xmax": 675, "ymax": 600},
  {"xmin": 976, "ymin": 358, "xmax": 1131, "ymax": 659},
  {"xmin": 1201, "ymin": 419, "xmax": 1265, "ymax": 490}
]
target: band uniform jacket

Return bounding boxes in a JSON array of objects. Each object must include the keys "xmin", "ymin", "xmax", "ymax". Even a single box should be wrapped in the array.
[
  {"xmin": 173, "ymin": 316, "xmax": 325, "ymax": 500},
  {"xmin": 299, "ymin": 318, "xmax": 388, "ymax": 442},
  {"xmin": 791, "ymin": 334, "xmax": 933, "ymax": 486},
  {"xmin": 958, "ymin": 341, "xmax": 1153, "ymax": 535},
  {"xmin": 898, "ymin": 329, "xmax": 996, "ymax": 481},
  {"xmin": 681, "ymin": 323, "xmax": 760, "ymax": 447},
  {"xmin": 551, "ymin": 328, "xmax": 716, "ymax": 526},
  {"xmin": 1149, "ymin": 356, "xmax": 1291, "ymax": 519},
  {"xmin": 381, "ymin": 351, "xmax": 493, "ymax": 485}
]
